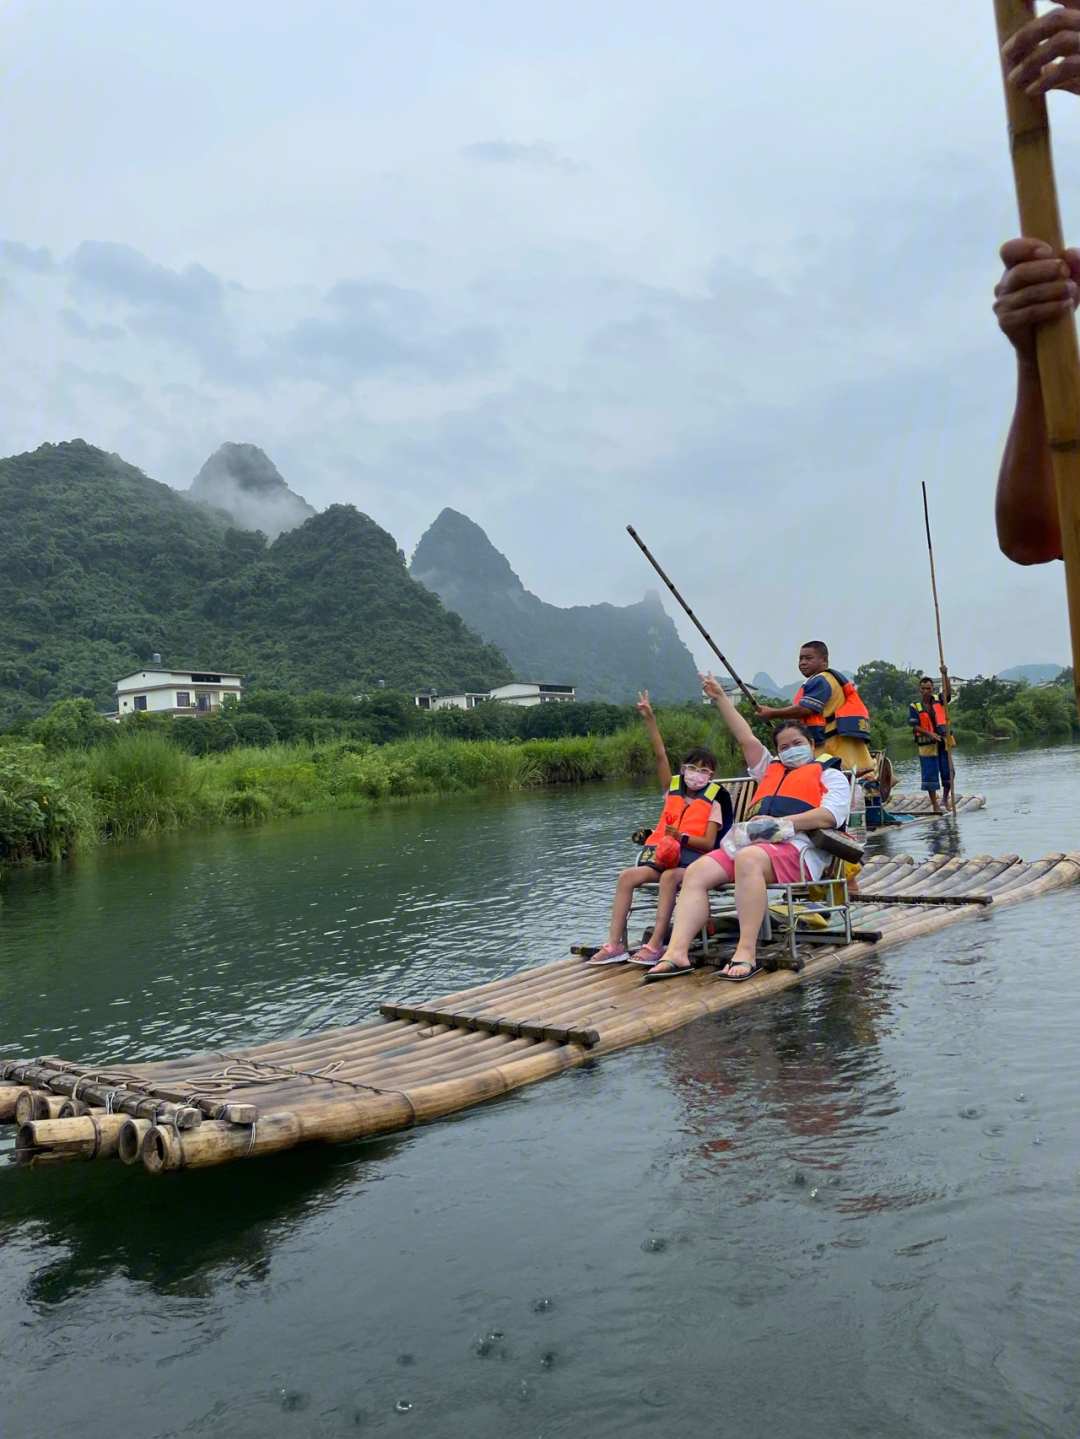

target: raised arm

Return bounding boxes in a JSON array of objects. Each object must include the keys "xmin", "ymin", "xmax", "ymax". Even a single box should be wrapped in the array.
[
  {"xmin": 637, "ymin": 690, "xmax": 671, "ymax": 788},
  {"xmin": 701, "ymin": 671, "xmax": 766, "ymax": 770}
]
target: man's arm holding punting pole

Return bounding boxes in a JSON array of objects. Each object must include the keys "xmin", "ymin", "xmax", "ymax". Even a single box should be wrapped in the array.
[{"xmin": 993, "ymin": 2, "xmax": 1080, "ymax": 565}]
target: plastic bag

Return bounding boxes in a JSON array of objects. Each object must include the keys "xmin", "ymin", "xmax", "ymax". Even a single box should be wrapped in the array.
[
  {"xmin": 652, "ymin": 834, "xmax": 682, "ymax": 869},
  {"xmin": 720, "ymin": 818, "xmax": 795, "ymax": 858}
]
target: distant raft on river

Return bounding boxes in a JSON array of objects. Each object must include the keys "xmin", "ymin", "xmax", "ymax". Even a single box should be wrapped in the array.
[{"xmin": 3, "ymin": 847, "xmax": 1077, "ymax": 1175}]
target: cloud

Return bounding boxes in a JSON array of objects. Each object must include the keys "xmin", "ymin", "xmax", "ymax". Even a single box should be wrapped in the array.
[
  {"xmin": 271, "ymin": 280, "xmax": 503, "ymax": 383},
  {"xmin": 59, "ymin": 308, "xmax": 126, "ymax": 342},
  {"xmin": 0, "ymin": 241, "xmax": 58, "ymax": 274},
  {"xmin": 68, "ymin": 241, "xmax": 225, "ymax": 314},
  {"xmin": 460, "ymin": 140, "xmax": 581, "ymax": 173}
]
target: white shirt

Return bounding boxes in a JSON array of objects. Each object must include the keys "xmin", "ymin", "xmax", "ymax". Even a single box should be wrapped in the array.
[{"xmin": 738, "ymin": 750, "xmax": 852, "ymax": 882}]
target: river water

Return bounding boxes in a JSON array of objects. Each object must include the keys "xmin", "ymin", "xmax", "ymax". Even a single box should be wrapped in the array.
[{"xmin": 1, "ymin": 744, "xmax": 1078, "ymax": 1437}]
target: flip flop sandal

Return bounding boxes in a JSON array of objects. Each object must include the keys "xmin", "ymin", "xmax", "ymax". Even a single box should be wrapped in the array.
[
  {"xmin": 718, "ymin": 961, "xmax": 761, "ymax": 983},
  {"xmin": 644, "ymin": 959, "xmax": 694, "ymax": 982},
  {"xmin": 586, "ymin": 943, "xmax": 629, "ymax": 965}
]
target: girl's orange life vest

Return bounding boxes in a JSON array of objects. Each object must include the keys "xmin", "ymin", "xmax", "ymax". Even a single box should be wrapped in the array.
[
  {"xmin": 794, "ymin": 668, "xmax": 871, "ymax": 744},
  {"xmin": 646, "ymin": 776, "xmax": 729, "ymax": 846},
  {"xmin": 747, "ymin": 755, "xmax": 843, "ymax": 820},
  {"xmin": 912, "ymin": 698, "xmax": 949, "ymax": 736}
]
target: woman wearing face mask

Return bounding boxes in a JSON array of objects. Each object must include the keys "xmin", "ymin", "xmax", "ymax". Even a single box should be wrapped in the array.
[
  {"xmin": 587, "ymin": 691, "xmax": 732, "ymax": 966},
  {"xmin": 644, "ymin": 672, "xmax": 851, "ymax": 982}
]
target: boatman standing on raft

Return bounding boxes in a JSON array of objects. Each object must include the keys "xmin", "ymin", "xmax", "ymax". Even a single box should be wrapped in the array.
[
  {"xmin": 992, "ymin": 3, "xmax": 1080, "ymax": 565},
  {"xmin": 753, "ymin": 640, "xmax": 874, "ymax": 773},
  {"xmin": 909, "ymin": 674, "xmax": 955, "ymax": 816}
]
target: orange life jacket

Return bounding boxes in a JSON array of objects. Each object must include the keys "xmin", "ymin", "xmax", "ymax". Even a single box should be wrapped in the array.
[
  {"xmin": 912, "ymin": 698, "xmax": 949, "ymax": 736},
  {"xmin": 646, "ymin": 777, "xmax": 729, "ymax": 846},
  {"xmin": 747, "ymin": 755, "xmax": 843, "ymax": 820},
  {"xmin": 794, "ymin": 668, "xmax": 871, "ymax": 744}
]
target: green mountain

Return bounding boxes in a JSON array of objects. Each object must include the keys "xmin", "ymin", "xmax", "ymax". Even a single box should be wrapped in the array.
[
  {"xmin": 409, "ymin": 508, "xmax": 701, "ymax": 703},
  {"xmin": 995, "ymin": 663, "xmax": 1067, "ymax": 685},
  {"xmin": 188, "ymin": 441, "xmax": 316, "ymax": 539},
  {"xmin": 0, "ymin": 440, "xmax": 512, "ymax": 724}
]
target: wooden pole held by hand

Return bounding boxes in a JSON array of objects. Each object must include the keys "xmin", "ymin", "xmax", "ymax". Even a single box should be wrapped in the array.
[
  {"xmin": 995, "ymin": 0, "xmax": 1080, "ymax": 719},
  {"xmin": 921, "ymin": 483, "xmax": 958, "ymax": 819}
]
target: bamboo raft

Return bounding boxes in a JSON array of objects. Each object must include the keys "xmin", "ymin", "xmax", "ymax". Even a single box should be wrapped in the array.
[
  {"xmin": 4, "ymin": 849, "xmax": 1075, "ymax": 1174},
  {"xmin": 884, "ymin": 792, "xmax": 986, "ymax": 821}
]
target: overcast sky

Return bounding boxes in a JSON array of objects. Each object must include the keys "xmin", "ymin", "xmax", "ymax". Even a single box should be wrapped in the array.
[{"xmin": 2, "ymin": 0, "xmax": 1077, "ymax": 682}]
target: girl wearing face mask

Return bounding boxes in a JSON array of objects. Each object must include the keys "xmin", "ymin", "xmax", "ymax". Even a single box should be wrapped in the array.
[
  {"xmin": 587, "ymin": 691, "xmax": 733, "ymax": 966},
  {"xmin": 644, "ymin": 671, "xmax": 851, "ymax": 983}
]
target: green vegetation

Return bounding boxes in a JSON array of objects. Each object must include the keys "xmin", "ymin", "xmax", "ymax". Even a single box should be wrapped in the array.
[
  {"xmin": 849, "ymin": 660, "xmax": 1079, "ymax": 745},
  {"xmin": 409, "ymin": 507, "xmax": 701, "ymax": 703},
  {"xmin": 0, "ymin": 440, "xmax": 511, "ymax": 726},
  {"xmin": 950, "ymin": 675, "xmax": 1078, "ymax": 741},
  {"xmin": 0, "ymin": 701, "xmax": 741, "ymax": 867}
]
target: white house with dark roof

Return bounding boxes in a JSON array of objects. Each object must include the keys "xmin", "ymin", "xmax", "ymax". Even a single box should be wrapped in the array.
[{"xmin": 115, "ymin": 666, "xmax": 243, "ymax": 718}]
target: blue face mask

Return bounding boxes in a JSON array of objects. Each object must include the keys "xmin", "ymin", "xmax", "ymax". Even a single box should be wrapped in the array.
[{"xmin": 779, "ymin": 743, "xmax": 813, "ymax": 769}]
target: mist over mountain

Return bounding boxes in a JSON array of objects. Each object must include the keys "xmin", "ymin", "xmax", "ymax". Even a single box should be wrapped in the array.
[
  {"xmin": 410, "ymin": 508, "xmax": 700, "ymax": 703},
  {"xmin": 0, "ymin": 441, "xmax": 510, "ymax": 724},
  {"xmin": 187, "ymin": 442, "xmax": 316, "ymax": 539}
]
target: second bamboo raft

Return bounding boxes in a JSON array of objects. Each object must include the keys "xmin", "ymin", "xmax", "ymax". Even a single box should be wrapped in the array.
[{"xmin": 3, "ymin": 849, "xmax": 1074, "ymax": 1174}]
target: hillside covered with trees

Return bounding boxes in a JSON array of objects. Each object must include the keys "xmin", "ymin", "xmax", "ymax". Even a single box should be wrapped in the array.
[
  {"xmin": 0, "ymin": 441, "xmax": 511, "ymax": 725},
  {"xmin": 410, "ymin": 508, "xmax": 701, "ymax": 703}
]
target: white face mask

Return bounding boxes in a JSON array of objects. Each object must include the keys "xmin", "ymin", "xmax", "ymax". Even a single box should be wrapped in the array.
[
  {"xmin": 779, "ymin": 743, "xmax": 814, "ymax": 769},
  {"xmin": 682, "ymin": 766, "xmax": 713, "ymax": 790}
]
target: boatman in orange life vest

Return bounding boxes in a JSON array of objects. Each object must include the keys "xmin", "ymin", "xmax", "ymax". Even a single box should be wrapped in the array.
[
  {"xmin": 909, "ymin": 675, "xmax": 956, "ymax": 817},
  {"xmin": 754, "ymin": 640, "xmax": 874, "ymax": 773}
]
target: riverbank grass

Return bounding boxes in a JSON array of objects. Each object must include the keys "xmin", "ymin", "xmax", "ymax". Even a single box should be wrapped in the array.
[{"xmin": 1, "ymin": 709, "xmax": 741, "ymax": 864}]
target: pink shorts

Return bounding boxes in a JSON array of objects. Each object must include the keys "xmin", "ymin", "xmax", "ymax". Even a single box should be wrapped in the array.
[{"xmin": 705, "ymin": 841, "xmax": 804, "ymax": 885}]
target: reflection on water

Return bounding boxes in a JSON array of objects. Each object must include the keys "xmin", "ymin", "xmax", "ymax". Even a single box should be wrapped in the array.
[{"xmin": 1, "ymin": 746, "xmax": 1079, "ymax": 1437}]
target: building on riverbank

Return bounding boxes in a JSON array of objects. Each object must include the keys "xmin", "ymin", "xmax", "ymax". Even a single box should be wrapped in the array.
[
  {"xmin": 114, "ymin": 665, "xmax": 243, "ymax": 718},
  {"xmin": 413, "ymin": 690, "xmax": 491, "ymax": 712},
  {"xmin": 414, "ymin": 682, "xmax": 576, "ymax": 711}
]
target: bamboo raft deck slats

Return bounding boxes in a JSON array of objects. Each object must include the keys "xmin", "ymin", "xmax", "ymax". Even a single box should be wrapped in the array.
[
  {"xmin": 887, "ymin": 792, "xmax": 986, "ymax": 820},
  {"xmin": 4, "ymin": 850, "xmax": 1077, "ymax": 1174}
]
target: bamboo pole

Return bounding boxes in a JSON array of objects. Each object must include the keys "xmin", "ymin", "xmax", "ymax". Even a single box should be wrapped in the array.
[
  {"xmin": 625, "ymin": 525, "xmax": 758, "ymax": 707},
  {"xmin": 16, "ymin": 1113, "xmax": 129, "ymax": 1160},
  {"xmin": 995, "ymin": 0, "xmax": 1080, "ymax": 718},
  {"xmin": 921, "ymin": 482, "xmax": 959, "ymax": 818},
  {"xmin": 0, "ymin": 1086, "xmax": 28, "ymax": 1123},
  {"xmin": 118, "ymin": 1118, "xmax": 155, "ymax": 1165}
]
